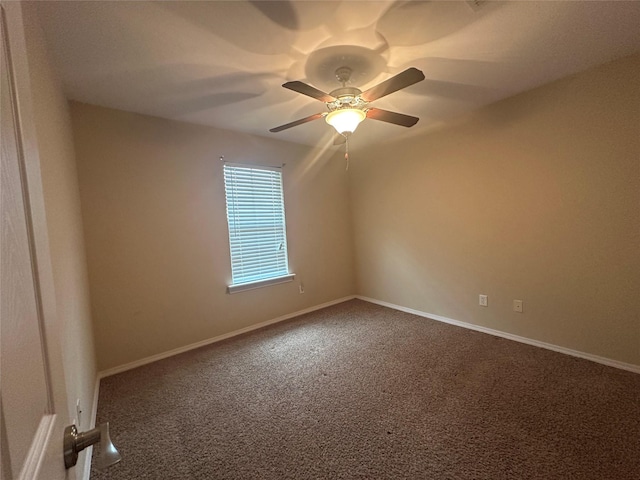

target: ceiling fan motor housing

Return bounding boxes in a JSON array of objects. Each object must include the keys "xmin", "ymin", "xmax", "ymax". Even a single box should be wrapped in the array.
[
  {"xmin": 326, "ymin": 70, "xmax": 368, "ymax": 133},
  {"xmin": 327, "ymin": 87, "xmax": 367, "ymax": 111}
]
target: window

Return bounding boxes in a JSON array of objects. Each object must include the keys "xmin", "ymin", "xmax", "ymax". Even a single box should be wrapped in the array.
[{"xmin": 223, "ymin": 164, "xmax": 294, "ymax": 293}]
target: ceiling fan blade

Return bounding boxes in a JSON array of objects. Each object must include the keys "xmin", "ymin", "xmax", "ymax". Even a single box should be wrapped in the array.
[
  {"xmin": 366, "ymin": 108, "xmax": 419, "ymax": 127},
  {"xmin": 282, "ymin": 81, "xmax": 336, "ymax": 102},
  {"xmin": 360, "ymin": 67, "xmax": 426, "ymax": 102},
  {"xmin": 269, "ymin": 112, "xmax": 327, "ymax": 133}
]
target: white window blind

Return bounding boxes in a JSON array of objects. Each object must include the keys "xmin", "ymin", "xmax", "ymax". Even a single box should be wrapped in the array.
[{"xmin": 223, "ymin": 164, "xmax": 292, "ymax": 292}]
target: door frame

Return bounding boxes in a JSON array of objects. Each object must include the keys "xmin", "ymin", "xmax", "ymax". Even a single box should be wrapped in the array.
[{"xmin": 2, "ymin": 2, "xmax": 73, "ymax": 478}]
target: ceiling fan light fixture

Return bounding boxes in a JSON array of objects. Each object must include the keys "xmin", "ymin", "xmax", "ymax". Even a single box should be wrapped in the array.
[{"xmin": 325, "ymin": 108, "xmax": 366, "ymax": 134}]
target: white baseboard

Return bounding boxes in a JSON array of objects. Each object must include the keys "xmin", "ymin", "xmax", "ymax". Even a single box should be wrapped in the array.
[
  {"xmin": 356, "ymin": 295, "xmax": 640, "ymax": 375},
  {"xmin": 99, "ymin": 295, "xmax": 356, "ymax": 379},
  {"xmin": 80, "ymin": 376, "xmax": 101, "ymax": 480}
]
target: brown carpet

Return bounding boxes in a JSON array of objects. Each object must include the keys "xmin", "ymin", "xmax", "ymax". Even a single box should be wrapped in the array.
[{"xmin": 91, "ymin": 299, "xmax": 640, "ymax": 479}]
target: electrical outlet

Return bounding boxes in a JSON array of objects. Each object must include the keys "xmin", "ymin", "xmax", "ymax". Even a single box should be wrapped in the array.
[
  {"xmin": 479, "ymin": 294, "xmax": 488, "ymax": 307},
  {"xmin": 513, "ymin": 300, "xmax": 523, "ymax": 313},
  {"xmin": 299, "ymin": 282, "xmax": 305, "ymax": 294}
]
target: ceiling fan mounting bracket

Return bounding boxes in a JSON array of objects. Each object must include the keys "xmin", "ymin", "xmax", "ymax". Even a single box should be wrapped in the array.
[
  {"xmin": 304, "ymin": 46, "xmax": 386, "ymax": 91},
  {"xmin": 335, "ymin": 66, "xmax": 353, "ymax": 85}
]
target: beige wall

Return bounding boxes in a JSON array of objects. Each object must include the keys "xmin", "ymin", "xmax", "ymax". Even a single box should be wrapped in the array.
[
  {"xmin": 70, "ymin": 103, "xmax": 355, "ymax": 371},
  {"xmin": 22, "ymin": 3, "xmax": 98, "ymax": 476},
  {"xmin": 350, "ymin": 54, "xmax": 640, "ymax": 366},
  {"xmin": 68, "ymin": 54, "xmax": 638, "ymax": 372}
]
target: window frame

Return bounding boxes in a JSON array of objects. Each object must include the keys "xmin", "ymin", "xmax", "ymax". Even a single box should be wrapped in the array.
[{"xmin": 223, "ymin": 163, "xmax": 294, "ymax": 294}]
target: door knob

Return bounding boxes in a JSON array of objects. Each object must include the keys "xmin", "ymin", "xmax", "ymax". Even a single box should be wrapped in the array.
[{"xmin": 64, "ymin": 422, "xmax": 122, "ymax": 470}]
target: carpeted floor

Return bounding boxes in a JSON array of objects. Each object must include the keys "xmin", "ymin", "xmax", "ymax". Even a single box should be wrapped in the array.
[{"xmin": 91, "ymin": 299, "xmax": 640, "ymax": 479}]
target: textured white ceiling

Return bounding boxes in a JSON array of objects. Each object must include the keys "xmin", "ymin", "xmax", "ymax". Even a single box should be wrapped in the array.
[{"xmin": 36, "ymin": 1, "xmax": 640, "ymax": 147}]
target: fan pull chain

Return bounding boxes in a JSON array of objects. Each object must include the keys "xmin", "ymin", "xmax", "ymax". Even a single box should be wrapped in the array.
[{"xmin": 344, "ymin": 135, "xmax": 349, "ymax": 171}]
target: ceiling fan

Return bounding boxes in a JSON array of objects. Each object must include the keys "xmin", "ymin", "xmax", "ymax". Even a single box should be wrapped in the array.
[{"xmin": 269, "ymin": 66, "xmax": 426, "ymax": 140}]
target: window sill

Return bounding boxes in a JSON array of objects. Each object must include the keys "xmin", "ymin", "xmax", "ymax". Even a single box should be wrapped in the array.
[{"xmin": 227, "ymin": 273, "xmax": 295, "ymax": 294}]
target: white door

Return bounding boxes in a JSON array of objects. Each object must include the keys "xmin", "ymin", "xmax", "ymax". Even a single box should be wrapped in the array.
[{"xmin": 1, "ymin": 2, "xmax": 71, "ymax": 479}]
